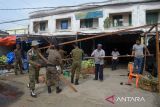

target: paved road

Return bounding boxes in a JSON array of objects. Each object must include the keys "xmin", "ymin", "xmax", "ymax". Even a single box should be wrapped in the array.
[{"xmin": 0, "ymin": 68, "xmax": 159, "ymax": 107}]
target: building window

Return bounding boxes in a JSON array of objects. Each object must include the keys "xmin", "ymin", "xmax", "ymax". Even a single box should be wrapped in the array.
[
  {"xmin": 61, "ymin": 20, "xmax": 68, "ymax": 29},
  {"xmin": 33, "ymin": 22, "xmax": 39, "ymax": 33},
  {"xmin": 129, "ymin": 14, "xmax": 132, "ymax": 26},
  {"xmin": 39, "ymin": 21, "xmax": 47, "ymax": 31},
  {"xmin": 146, "ymin": 12, "xmax": 159, "ymax": 25},
  {"xmin": 56, "ymin": 18, "xmax": 71, "ymax": 30},
  {"xmin": 112, "ymin": 15, "xmax": 123, "ymax": 27},
  {"xmin": 80, "ymin": 18, "xmax": 98, "ymax": 28}
]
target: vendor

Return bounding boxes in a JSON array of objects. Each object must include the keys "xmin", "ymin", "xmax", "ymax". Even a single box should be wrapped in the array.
[
  {"xmin": 91, "ymin": 44, "xmax": 105, "ymax": 81},
  {"xmin": 132, "ymin": 39, "xmax": 150, "ymax": 74},
  {"xmin": 111, "ymin": 48, "xmax": 120, "ymax": 70}
]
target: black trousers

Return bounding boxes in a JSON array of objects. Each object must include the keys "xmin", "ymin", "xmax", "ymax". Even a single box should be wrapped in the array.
[
  {"xmin": 95, "ymin": 64, "xmax": 103, "ymax": 80},
  {"xmin": 111, "ymin": 59, "xmax": 118, "ymax": 70}
]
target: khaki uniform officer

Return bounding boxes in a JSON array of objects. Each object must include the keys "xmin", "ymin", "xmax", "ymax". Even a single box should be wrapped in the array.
[
  {"xmin": 70, "ymin": 44, "xmax": 83, "ymax": 85},
  {"xmin": 14, "ymin": 44, "xmax": 23, "ymax": 75},
  {"xmin": 27, "ymin": 41, "xmax": 43, "ymax": 98},
  {"xmin": 46, "ymin": 45, "xmax": 62, "ymax": 94}
]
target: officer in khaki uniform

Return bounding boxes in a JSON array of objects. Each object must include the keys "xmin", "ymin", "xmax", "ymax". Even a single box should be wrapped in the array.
[
  {"xmin": 14, "ymin": 44, "xmax": 23, "ymax": 75},
  {"xmin": 58, "ymin": 46, "xmax": 66, "ymax": 73},
  {"xmin": 27, "ymin": 41, "xmax": 43, "ymax": 97},
  {"xmin": 70, "ymin": 44, "xmax": 84, "ymax": 85},
  {"xmin": 46, "ymin": 45, "xmax": 62, "ymax": 94},
  {"xmin": 58, "ymin": 46, "xmax": 66, "ymax": 59}
]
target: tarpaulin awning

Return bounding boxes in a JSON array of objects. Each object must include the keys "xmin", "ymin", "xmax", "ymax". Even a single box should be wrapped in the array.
[
  {"xmin": 0, "ymin": 36, "xmax": 16, "ymax": 46},
  {"xmin": 75, "ymin": 11, "xmax": 103, "ymax": 20}
]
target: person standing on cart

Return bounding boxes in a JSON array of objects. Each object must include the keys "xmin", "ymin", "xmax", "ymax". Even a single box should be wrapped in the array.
[{"xmin": 14, "ymin": 44, "xmax": 23, "ymax": 75}]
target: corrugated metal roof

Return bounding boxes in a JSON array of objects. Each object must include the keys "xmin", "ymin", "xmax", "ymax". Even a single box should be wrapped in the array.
[{"xmin": 29, "ymin": 0, "xmax": 158, "ymax": 19}]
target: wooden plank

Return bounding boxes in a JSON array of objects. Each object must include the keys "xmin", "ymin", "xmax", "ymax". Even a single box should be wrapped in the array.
[
  {"xmin": 61, "ymin": 55, "xmax": 154, "ymax": 61},
  {"xmin": 38, "ymin": 51, "xmax": 78, "ymax": 92},
  {"xmin": 39, "ymin": 23, "xmax": 159, "ymax": 50},
  {"xmin": 59, "ymin": 74, "xmax": 78, "ymax": 92},
  {"xmin": 155, "ymin": 25, "xmax": 160, "ymax": 93}
]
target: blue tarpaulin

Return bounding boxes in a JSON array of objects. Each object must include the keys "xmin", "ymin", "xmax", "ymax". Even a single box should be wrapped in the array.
[{"xmin": 7, "ymin": 52, "xmax": 15, "ymax": 64}]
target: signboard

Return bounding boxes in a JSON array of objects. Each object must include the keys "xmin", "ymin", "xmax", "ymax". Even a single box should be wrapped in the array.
[{"xmin": 75, "ymin": 11, "xmax": 103, "ymax": 20}]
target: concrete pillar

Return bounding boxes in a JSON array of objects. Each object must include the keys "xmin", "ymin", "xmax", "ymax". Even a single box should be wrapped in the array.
[
  {"xmin": 102, "ymin": 8, "xmax": 109, "ymax": 30},
  {"xmin": 29, "ymin": 20, "xmax": 33, "ymax": 34},
  {"xmin": 47, "ymin": 17, "xmax": 51, "ymax": 34},
  {"xmin": 52, "ymin": 18, "xmax": 56, "ymax": 33}
]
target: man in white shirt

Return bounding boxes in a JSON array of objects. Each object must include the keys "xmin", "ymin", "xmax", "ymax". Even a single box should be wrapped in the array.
[
  {"xmin": 111, "ymin": 48, "xmax": 120, "ymax": 70},
  {"xmin": 91, "ymin": 44, "xmax": 105, "ymax": 81}
]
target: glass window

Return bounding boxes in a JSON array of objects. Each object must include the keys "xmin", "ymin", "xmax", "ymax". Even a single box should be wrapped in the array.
[
  {"xmin": 146, "ymin": 12, "xmax": 158, "ymax": 25},
  {"xmin": 61, "ymin": 20, "xmax": 68, "ymax": 29},
  {"xmin": 129, "ymin": 14, "xmax": 132, "ymax": 26},
  {"xmin": 112, "ymin": 15, "xmax": 123, "ymax": 27},
  {"xmin": 80, "ymin": 19, "xmax": 93, "ymax": 28},
  {"xmin": 39, "ymin": 22, "xmax": 46, "ymax": 31}
]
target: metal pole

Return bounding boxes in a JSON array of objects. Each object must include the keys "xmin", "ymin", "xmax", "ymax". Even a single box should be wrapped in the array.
[
  {"xmin": 143, "ymin": 34, "xmax": 147, "ymax": 72},
  {"xmin": 155, "ymin": 25, "xmax": 160, "ymax": 93}
]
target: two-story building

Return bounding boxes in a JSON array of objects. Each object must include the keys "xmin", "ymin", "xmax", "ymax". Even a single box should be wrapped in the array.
[{"xmin": 29, "ymin": 0, "xmax": 160, "ymax": 56}]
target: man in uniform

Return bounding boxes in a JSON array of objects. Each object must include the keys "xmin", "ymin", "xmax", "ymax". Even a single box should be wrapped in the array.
[
  {"xmin": 46, "ymin": 45, "xmax": 62, "ymax": 94},
  {"xmin": 58, "ymin": 46, "xmax": 66, "ymax": 59},
  {"xmin": 14, "ymin": 44, "xmax": 23, "ymax": 75},
  {"xmin": 27, "ymin": 40, "xmax": 43, "ymax": 97},
  {"xmin": 70, "ymin": 44, "xmax": 83, "ymax": 85},
  {"xmin": 58, "ymin": 46, "xmax": 67, "ymax": 73}
]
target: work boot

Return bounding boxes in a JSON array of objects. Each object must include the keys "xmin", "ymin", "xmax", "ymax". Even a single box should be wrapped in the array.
[
  {"xmin": 71, "ymin": 76, "xmax": 74, "ymax": 83},
  {"xmin": 56, "ymin": 87, "xmax": 62, "ymax": 94},
  {"xmin": 30, "ymin": 90, "xmax": 37, "ymax": 98},
  {"xmin": 27, "ymin": 83, "xmax": 30, "ymax": 88},
  {"xmin": 20, "ymin": 72, "xmax": 24, "ymax": 74},
  {"xmin": 75, "ymin": 79, "xmax": 79, "ymax": 85},
  {"xmin": 48, "ymin": 86, "xmax": 52, "ymax": 94},
  {"xmin": 15, "ymin": 72, "xmax": 18, "ymax": 75},
  {"xmin": 36, "ymin": 80, "xmax": 39, "ymax": 84},
  {"xmin": 93, "ymin": 78, "xmax": 98, "ymax": 80}
]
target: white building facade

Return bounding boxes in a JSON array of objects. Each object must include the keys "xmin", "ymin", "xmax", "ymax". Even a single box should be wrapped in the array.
[{"xmin": 29, "ymin": 0, "xmax": 160, "ymax": 36}]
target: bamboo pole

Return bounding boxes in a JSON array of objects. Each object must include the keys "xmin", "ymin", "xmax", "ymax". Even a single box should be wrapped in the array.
[
  {"xmin": 155, "ymin": 25, "xmax": 160, "ymax": 93},
  {"xmin": 62, "ymin": 55, "xmax": 153, "ymax": 61},
  {"xmin": 39, "ymin": 23, "xmax": 159, "ymax": 50},
  {"xmin": 143, "ymin": 34, "xmax": 147, "ymax": 72},
  {"xmin": 38, "ymin": 51, "xmax": 78, "ymax": 92}
]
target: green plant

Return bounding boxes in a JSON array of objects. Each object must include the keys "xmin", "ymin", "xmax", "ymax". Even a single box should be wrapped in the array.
[{"xmin": 104, "ymin": 17, "xmax": 111, "ymax": 28}]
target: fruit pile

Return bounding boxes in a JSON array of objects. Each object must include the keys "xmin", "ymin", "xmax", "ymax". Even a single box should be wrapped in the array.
[
  {"xmin": 81, "ymin": 59, "xmax": 95, "ymax": 69},
  {"xmin": 0, "ymin": 55, "xmax": 7, "ymax": 64}
]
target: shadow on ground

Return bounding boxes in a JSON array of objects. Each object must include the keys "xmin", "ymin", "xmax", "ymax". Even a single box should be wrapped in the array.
[{"xmin": 0, "ymin": 81, "xmax": 24, "ymax": 107}]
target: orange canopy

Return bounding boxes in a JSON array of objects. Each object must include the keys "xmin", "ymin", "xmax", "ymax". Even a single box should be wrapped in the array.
[{"xmin": 0, "ymin": 36, "xmax": 16, "ymax": 46}]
